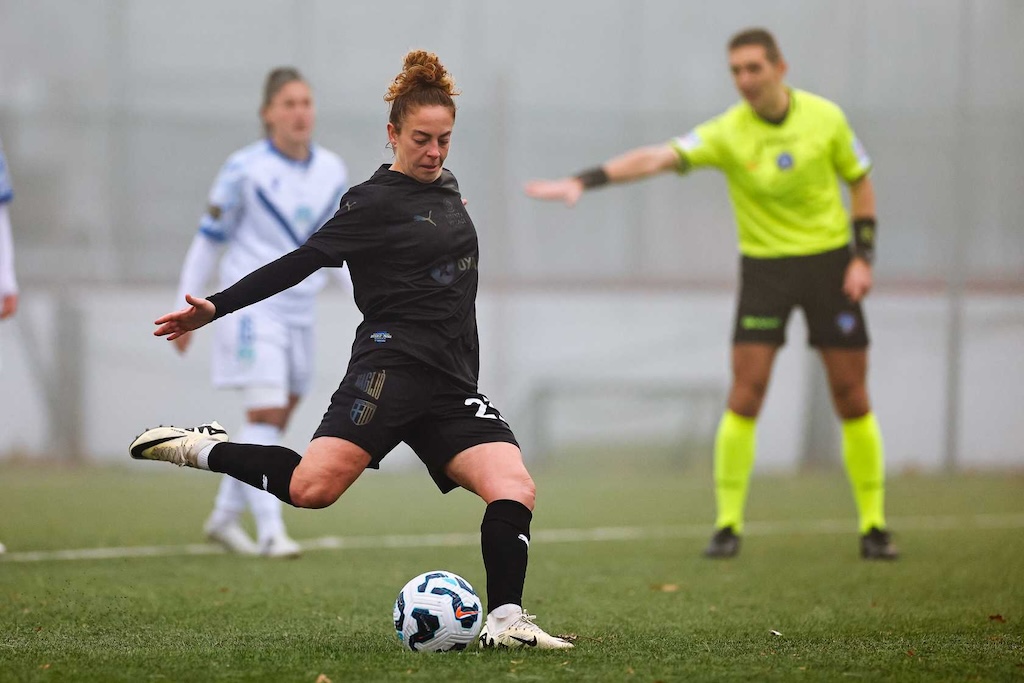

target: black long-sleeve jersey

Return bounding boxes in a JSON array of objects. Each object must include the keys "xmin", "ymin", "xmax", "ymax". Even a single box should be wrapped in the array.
[{"xmin": 208, "ymin": 164, "xmax": 482, "ymax": 390}]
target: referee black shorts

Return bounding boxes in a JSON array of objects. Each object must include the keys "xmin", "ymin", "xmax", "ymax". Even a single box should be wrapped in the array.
[
  {"xmin": 732, "ymin": 246, "xmax": 870, "ymax": 348},
  {"xmin": 312, "ymin": 358, "xmax": 519, "ymax": 493}
]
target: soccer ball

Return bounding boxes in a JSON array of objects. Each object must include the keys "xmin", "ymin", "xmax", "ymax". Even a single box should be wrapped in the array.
[{"xmin": 393, "ymin": 570, "xmax": 483, "ymax": 652}]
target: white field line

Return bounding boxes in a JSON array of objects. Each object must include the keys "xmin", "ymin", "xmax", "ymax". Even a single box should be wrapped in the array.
[{"xmin": 2, "ymin": 513, "xmax": 1023, "ymax": 564}]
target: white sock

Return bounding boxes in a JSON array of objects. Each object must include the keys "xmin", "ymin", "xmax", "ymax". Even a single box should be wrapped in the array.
[
  {"xmin": 206, "ymin": 476, "xmax": 247, "ymax": 530},
  {"xmin": 486, "ymin": 603, "xmax": 523, "ymax": 633},
  {"xmin": 196, "ymin": 442, "xmax": 217, "ymax": 470},
  {"xmin": 235, "ymin": 422, "xmax": 287, "ymax": 545}
]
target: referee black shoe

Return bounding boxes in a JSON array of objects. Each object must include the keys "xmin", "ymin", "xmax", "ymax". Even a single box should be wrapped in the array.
[
  {"xmin": 703, "ymin": 526, "xmax": 740, "ymax": 558},
  {"xmin": 860, "ymin": 527, "xmax": 899, "ymax": 560}
]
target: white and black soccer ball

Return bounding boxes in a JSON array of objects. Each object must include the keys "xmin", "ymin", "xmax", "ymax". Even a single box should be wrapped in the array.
[{"xmin": 393, "ymin": 570, "xmax": 483, "ymax": 652}]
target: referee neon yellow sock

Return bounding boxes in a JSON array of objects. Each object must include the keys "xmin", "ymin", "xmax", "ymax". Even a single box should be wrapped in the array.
[
  {"xmin": 841, "ymin": 412, "xmax": 887, "ymax": 534},
  {"xmin": 713, "ymin": 410, "xmax": 757, "ymax": 534}
]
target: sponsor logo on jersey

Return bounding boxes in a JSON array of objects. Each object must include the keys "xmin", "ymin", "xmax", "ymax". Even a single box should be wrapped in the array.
[
  {"xmin": 207, "ymin": 204, "xmax": 223, "ymax": 220},
  {"xmin": 836, "ymin": 312, "xmax": 858, "ymax": 335},
  {"xmin": 370, "ymin": 331, "xmax": 392, "ymax": 344},
  {"xmin": 518, "ymin": 533, "xmax": 530, "ymax": 548},
  {"xmin": 355, "ymin": 370, "xmax": 387, "ymax": 399},
  {"xmin": 431, "ymin": 261, "xmax": 455, "ymax": 285},
  {"xmin": 776, "ymin": 152, "xmax": 794, "ymax": 170},
  {"xmin": 293, "ymin": 205, "xmax": 313, "ymax": 226},
  {"xmin": 443, "ymin": 198, "xmax": 468, "ymax": 226},
  {"xmin": 341, "ymin": 200, "xmax": 357, "ymax": 212},
  {"xmin": 262, "ymin": 475, "xmax": 269, "ymax": 491},
  {"xmin": 350, "ymin": 399, "xmax": 378, "ymax": 426}
]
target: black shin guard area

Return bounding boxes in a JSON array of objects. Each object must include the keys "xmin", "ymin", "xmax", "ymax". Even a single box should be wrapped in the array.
[
  {"xmin": 480, "ymin": 499, "xmax": 533, "ymax": 609},
  {"xmin": 207, "ymin": 442, "xmax": 301, "ymax": 505}
]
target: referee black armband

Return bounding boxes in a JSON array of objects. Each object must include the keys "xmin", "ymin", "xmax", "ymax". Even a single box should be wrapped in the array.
[
  {"xmin": 576, "ymin": 166, "xmax": 609, "ymax": 190},
  {"xmin": 852, "ymin": 217, "xmax": 877, "ymax": 265}
]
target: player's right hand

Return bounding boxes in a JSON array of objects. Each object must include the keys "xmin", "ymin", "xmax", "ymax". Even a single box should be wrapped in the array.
[
  {"xmin": 154, "ymin": 294, "xmax": 216, "ymax": 341},
  {"xmin": 524, "ymin": 178, "xmax": 585, "ymax": 207}
]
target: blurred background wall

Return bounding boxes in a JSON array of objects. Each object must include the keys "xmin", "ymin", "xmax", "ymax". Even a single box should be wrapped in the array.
[{"xmin": 0, "ymin": 0, "xmax": 1021, "ymax": 471}]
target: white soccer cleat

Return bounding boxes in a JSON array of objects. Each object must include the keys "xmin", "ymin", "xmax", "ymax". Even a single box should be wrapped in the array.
[
  {"xmin": 479, "ymin": 610, "xmax": 574, "ymax": 650},
  {"xmin": 259, "ymin": 532, "xmax": 302, "ymax": 559},
  {"xmin": 204, "ymin": 519, "xmax": 259, "ymax": 555},
  {"xmin": 129, "ymin": 422, "xmax": 228, "ymax": 467}
]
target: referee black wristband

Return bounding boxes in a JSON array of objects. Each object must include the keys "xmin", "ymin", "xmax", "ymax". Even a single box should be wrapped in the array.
[
  {"xmin": 576, "ymin": 166, "xmax": 609, "ymax": 190},
  {"xmin": 852, "ymin": 217, "xmax": 877, "ymax": 265}
]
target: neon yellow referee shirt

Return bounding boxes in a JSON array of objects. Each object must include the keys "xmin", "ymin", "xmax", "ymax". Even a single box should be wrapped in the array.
[{"xmin": 670, "ymin": 88, "xmax": 871, "ymax": 258}]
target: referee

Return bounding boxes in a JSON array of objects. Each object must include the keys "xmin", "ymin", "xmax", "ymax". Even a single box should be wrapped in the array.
[{"xmin": 526, "ymin": 28, "xmax": 897, "ymax": 561}]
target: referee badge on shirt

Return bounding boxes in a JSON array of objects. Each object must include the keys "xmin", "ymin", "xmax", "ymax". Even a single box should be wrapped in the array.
[
  {"xmin": 350, "ymin": 399, "xmax": 378, "ymax": 426},
  {"xmin": 776, "ymin": 152, "xmax": 794, "ymax": 170}
]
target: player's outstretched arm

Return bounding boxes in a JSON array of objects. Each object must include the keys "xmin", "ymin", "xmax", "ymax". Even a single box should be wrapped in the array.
[
  {"xmin": 154, "ymin": 294, "xmax": 216, "ymax": 341},
  {"xmin": 525, "ymin": 144, "xmax": 679, "ymax": 207}
]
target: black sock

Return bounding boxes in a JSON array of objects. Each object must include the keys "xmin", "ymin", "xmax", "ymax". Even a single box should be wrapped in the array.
[
  {"xmin": 480, "ymin": 499, "xmax": 532, "ymax": 611},
  {"xmin": 207, "ymin": 442, "xmax": 301, "ymax": 506}
]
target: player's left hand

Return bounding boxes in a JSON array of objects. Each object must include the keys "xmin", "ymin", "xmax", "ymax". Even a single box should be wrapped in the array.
[
  {"xmin": 843, "ymin": 258, "xmax": 873, "ymax": 302},
  {"xmin": 154, "ymin": 294, "xmax": 216, "ymax": 341}
]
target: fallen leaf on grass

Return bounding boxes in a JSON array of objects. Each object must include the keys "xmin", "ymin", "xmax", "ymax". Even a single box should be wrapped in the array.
[
  {"xmin": 315, "ymin": 675, "xmax": 332, "ymax": 683},
  {"xmin": 906, "ymin": 650, "xmax": 915, "ymax": 657},
  {"xmin": 39, "ymin": 664, "xmax": 50, "ymax": 670},
  {"xmin": 770, "ymin": 630, "xmax": 783, "ymax": 637},
  {"xmin": 651, "ymin": 583, "xmax": 679, "ymax": 592},
  {"xmin": 989, "ymin": 614, "xmax": 1006, "ymax": 623}
]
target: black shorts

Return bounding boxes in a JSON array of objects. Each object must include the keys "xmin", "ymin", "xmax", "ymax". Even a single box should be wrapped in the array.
[
  {"xmin": 732, "ymin": 246, "xmax": 869, "ymax": 348},
  {"xmin": 312, "ymin": 358, "xmax": 519, "ymax": 493}
]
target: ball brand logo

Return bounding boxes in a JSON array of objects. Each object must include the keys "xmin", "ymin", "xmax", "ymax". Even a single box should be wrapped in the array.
[
  {"xmin": 454, "ymin": 606, "xmax": 479, "ymax": 620},
  {"xmin": 370, "ymin": 331, "xmax": 392, "ymax": 343},
  {"xmin": 776, "ymin": 152, "xmax": 794, "ymax": 170}
]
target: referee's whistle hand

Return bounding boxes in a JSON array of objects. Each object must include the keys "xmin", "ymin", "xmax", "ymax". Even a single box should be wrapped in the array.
[{"xmin": 524, "ymin": 178, "xmax": 583, "ymax": 207}]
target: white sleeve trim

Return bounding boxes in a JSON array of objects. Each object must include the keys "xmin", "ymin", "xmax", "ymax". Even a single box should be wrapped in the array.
[
  {"xmin": 176, "ymin": 232, "xmax": 223, "ymax": 307},
  {"xmin": 0, "ymin": 203, "xmax": 17, "ymax": 296}
]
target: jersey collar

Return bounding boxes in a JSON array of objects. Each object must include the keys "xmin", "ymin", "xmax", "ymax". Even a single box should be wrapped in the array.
[{"xmin": 266, "ymin": 138, "xmax": 315, "ymax": 168}]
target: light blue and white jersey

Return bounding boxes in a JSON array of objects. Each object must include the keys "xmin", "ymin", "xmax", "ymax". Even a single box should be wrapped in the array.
[
  {"xmin": 0, "ymin": 137, "xmax": 14, "ymax": 205},
  {"xmin": 199, "ymin": 139, "xmax": 347, "ymax": 326}
]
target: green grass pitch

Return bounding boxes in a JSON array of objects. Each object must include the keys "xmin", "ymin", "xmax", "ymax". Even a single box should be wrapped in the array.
[{"xmin": 0, "ymin": 461, "xmax": 1021, "ymax": 681}]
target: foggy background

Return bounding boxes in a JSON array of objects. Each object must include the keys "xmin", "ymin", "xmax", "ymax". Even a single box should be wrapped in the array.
[{"xmin": 1, "ymin": 0, "xmax": 1021, "ymax": 472}]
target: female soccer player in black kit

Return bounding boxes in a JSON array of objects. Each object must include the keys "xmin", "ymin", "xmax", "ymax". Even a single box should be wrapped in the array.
[{"xmin": 130, "ymin": 50, "xmax": 573, "ymax": 650}]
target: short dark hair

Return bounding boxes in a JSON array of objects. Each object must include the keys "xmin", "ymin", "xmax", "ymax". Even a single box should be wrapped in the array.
[{"xmin": 728, "ymin": 28, "xmax": 782, "ymax": 63}]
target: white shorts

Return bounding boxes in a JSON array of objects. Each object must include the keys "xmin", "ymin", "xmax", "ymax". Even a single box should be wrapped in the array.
[{"xmin": 212, "ymin": 311, "xmax": 315, "ymax": 409}]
